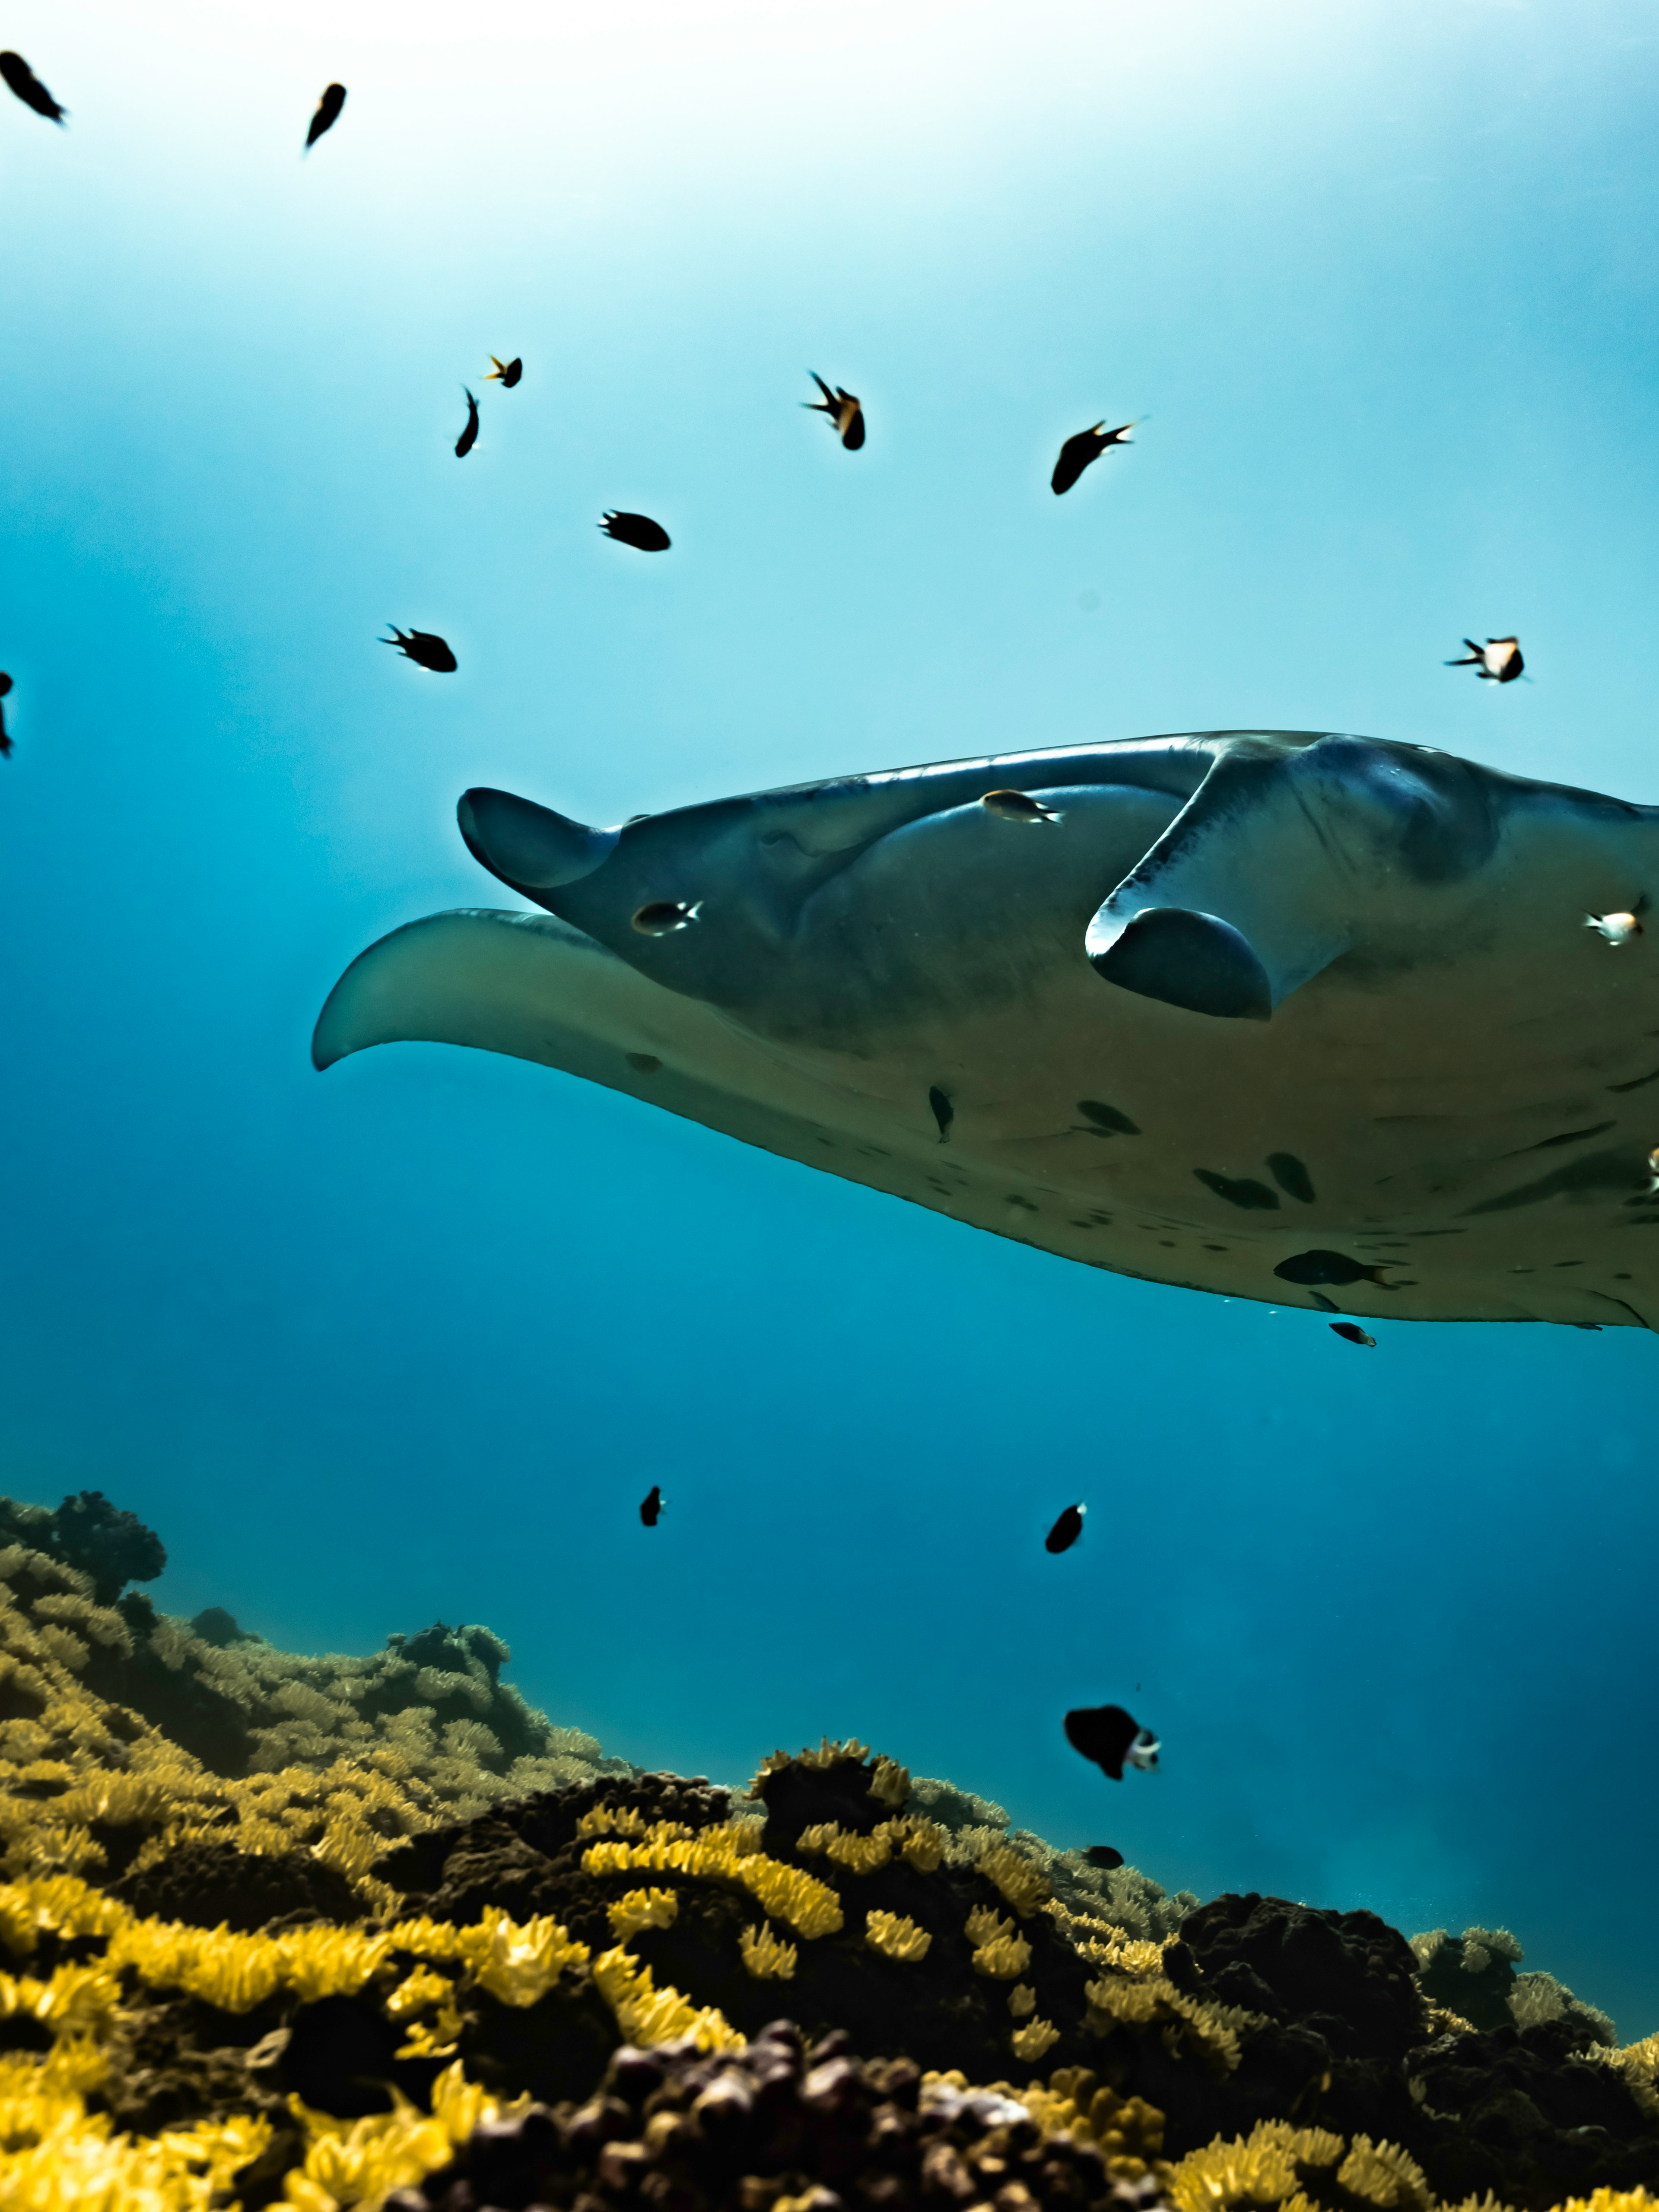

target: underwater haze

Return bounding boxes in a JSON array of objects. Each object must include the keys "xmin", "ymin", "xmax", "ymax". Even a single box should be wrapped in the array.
[{"xmin": 6, "ymin": 0, "xmax": 1659, "ymax": 2034}]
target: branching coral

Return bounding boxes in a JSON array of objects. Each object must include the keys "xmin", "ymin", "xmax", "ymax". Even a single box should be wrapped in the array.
[
  {"xmin": 864, "ymin": 1910, "xmax": 932, "ymax": 1962},
  {"xmin": 966, "ymin": 1904, "xmax": 1033, "ymax": 1980},
  {"xmin": 1011, "ymin": 2015, "xmax": 1062, "ymax": 2063},
  {"xmin": 590, "ymin": 1944, "xmax": 745, "ymax": 2052},
  {"xmin": 1085, "ymin": 1970, "xmax": 1250, "ymax": 2075},
  {"xmin": 1168, "ymin": 2122, "xmax": 1432, "ymax": 2212},
  {"xmin": 607, "ymin": 1887, "xmax": 680, "ymax": 1941},
  {"xmin": 583, "ymin": 1822, "xmax": 843, "ymax": 1938},
  {"xmin": 284, "ymin": 2060, "xmax": 526, "ymax": 2212},
  {"xmin": 977, "ymin": 1840, "xmax": 1052, "ymax": 1918},
  {"xmin": 739, "ymin": 1922, "xmax": 798, "ymax": 1979}
]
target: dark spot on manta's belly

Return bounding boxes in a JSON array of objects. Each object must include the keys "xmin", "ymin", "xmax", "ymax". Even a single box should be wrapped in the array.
[
  {"xmin": 1006, "ymin": 1194, "xmax": 1039, "ymax": 1212},
  {"xmin": 1464, "ymin": 1148, "xmax": 1649, "ymax": 1214},
  {"xmin": 1266, "ymin": 1152, "xmax": 1316, "ymax": 1203},
  {"xmin": 1194, "ymin": 1170, "xmax": 1280, "ymax": 1210},
  {"xmin": 1274, "ymin": 1249, "xmax": 1376, "ymax": 1286},
  {"xmin": 1202, "ymin": 1243, "xmax": 1229, "ymax": 1251},
  {"xmin": 929, "ymin": 1086, "xmax": 953, "ymax": 1141},
  {"xmin": 626, "ymin": 1052, "xmax": 662, "ymax": 1074},
  {"xmin": 1077, "ymin": 1099, "xmax": 1141, "ymax": 1136}
]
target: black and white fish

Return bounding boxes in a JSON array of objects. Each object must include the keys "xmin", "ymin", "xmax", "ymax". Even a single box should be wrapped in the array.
[
  {"xmin": 455, "ymin": 389, "xmax": 480, "ymax": 459},
  {"xmin": 1064, "ymin": 1702, "xmax": 1159, "ymax": 1780},
  {"xmin": 382, "ymin": 627, "xmax": 456, "ymax": 673},
  {"xmin": 1051, "ymin": 421, "xmax": 1133, "ymax": 496},
  {"xmin": 1329, "ymin": 1322, "xmax": 1376, "ymax": 1348},
  {"xmin": 805, "ymin": 374, "xmax": 864, "ymax": 450},
  {"xmin": 1045, "ymin": 1503, "xmax": 1085, "ymax": 1554},
  {"xmin": 1586, "ymin": 906, "xmax": 1644, "ymax": 946},
  {"xmin": 1083, "ymin": 1844, "xmax": 1124, "ymax": 1871},
  {"xmin": 1446, "ymin": 636, "xmax": 1523, "ymax": 683},
  {"xmin": 632, "ymin": 900, "xmax": 702, "ymax": 936},
  {"xmin": 0, "ymin": 672, "xmax": 13, "ymax": 759},
  {"xmin": 305, "ymin": 83, "xmax": 346, "ymax": 150},
  {"xmin": 982, "ymin": 789, "xmax": 1062, "ymax": 824},
  {"xmin": 639, "ymin": 1484, "xmax": 664, "ymax": 1527}
]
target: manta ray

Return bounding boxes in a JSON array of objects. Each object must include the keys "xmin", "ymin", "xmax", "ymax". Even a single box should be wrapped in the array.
[{"xmin": 314, "ymin": 731, "xmax": 1659, "ymax": 1329}]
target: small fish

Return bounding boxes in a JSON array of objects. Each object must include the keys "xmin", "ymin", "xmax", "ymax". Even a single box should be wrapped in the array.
[
  {"xmin": 632, "ymin": 899, "xmax": 702, "ymax": 936},
  {"xmin": 0, "ymin": 51, "xmax": 66, "ymax": 123},
  {"xmin": 1083, "ymin": 1845, "xmax": 1124, "ymax": 1871},
  {"xmin": 981, "ymin": 788, "xmax": 1062, "ymax": 825},
  {"xmin": 1647, "ymin": 1144, "xmax": 1659, "ymax": 1194},
  {"xmin": 486, "ymin": 356, "xmax": 523, "ymax": 388},
  {"xmin": 1329, "ymin": 1322, "xmax": 1376, "ymax": 1348},
  {"xmin": 1446, "ymin": 636, "xmax": 1523, "ymax": 683},
  {"xmin": 305, "ymin": 83, "xmax": 346, "ymax": 150},
  {"xmin": 1045, "ymin": 1503, "xmax": 1085, "ymax": 1554},
  {"xmin": 382, "ymin": 626, "xmax": 457, "ymax": 673},
  {"xmin": 1274, "ymin": 1249, "xmax": 1394, "ymax": 1287},
  {"xmin": 1051, "ymin": 421, "xmax": 1133, "ymax": 496},
  {"xmin": 455, "ymin": 388, "xmax": 480, "ymax": 459},
  {"xmin": 1064, "ymin": 1703, "xmax": 1160, "ymax": 1781},
  {"xmin": 928, "ymin": 1085, "xmax": 953, "ymax": 1142},
  {"xmin": 805, "ymin": 373, "xmax": 864, "ymax": 451},
  {"xmin": 0, "ymin": 671, "xmax": 13, "ymax": 759},
  {"xmin": 1586, "ymin": 906, "xmax": 1645, "ymax": 945},
  {"xmin": 639, "ymin": 1484, "xmax": 664, "ymax": 1527},
  {"xmin": 600, "ymin": 511, "xmax": 672, "ymax": 553}
]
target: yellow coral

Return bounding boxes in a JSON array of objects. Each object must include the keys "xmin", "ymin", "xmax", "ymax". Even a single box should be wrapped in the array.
[
  {"xmin": 591, "ymin": 1944, "xmax": 745, "ymax": 2051},
  {"xmin": 1167, "ymin": 2120, "xmax": 1430, "ymax": 2212},
  {"xmin": 607, "ymin": 1888, "xmax": 680, "ymax": 1941},
  {"xmin": 576, "ymin": 1803, "xmax": 655, "ymax": 1840},
  {"xmin": 864, "ymin": 1910, "xmax": 932, "ymax": 1962},
  {"xmin": 869, "ymin": 1755, "xmax": 911, "ymax": 1808},
  {"xmin": 1086, "ymin": 1973, "xmax": 1248, "ymax": 2075},
  {"xmin": 1009, "ymin": 1983, "xmax": 1036, "ymax": 2017},
  {"xmin": 285, "ymin": 2061, "xmax": 525, "ymax": 2212},
  {"xmin": 1011, "ymin": 2015, "xmax": 1061, "ymax": 2064},
  {"xmin": 467, "ymin": 1910, "xmax": 589, "ymax": 2008},
  {"xmin": 966, "ymin": 1905, "xmax": 1031, "ymax": 1980},
  {"xmin": 583, "ymin": 1824, "xmax": 842, "ymax": 1938},
  {"xmin": 977, "ymin": 1840, "xmax": 1051, "ymax": 1917},
  {"xmin": 0, "ymin": 1963, "xmax": 121, "ymax": 2040},
  {"xmin": 739, "ymin": 1922, "xmax": 798, "ymax": 1979}
]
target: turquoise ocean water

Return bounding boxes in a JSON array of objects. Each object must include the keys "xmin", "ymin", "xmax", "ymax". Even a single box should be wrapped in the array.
[{"xmin": 4, "ymin": 0, "xmax": 1659, "ymax": 2034}]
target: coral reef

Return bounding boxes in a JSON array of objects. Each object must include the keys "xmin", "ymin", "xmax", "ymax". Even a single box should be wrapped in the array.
[{"xmin": 0, "ymin": 1491, "xmax": 1649, "ymax": 2212}]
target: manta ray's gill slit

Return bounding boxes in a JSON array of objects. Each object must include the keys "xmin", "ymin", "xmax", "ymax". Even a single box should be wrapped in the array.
[{"xmin": 1607, "ymin": 1065, "xmax": 1659, "ymax": 1092}]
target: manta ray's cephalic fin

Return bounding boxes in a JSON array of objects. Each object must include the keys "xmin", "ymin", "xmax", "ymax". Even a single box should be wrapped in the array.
[
  {"xmin": 458, "ymin": 788, "xmax": 620, "ymax": 910},
  {"xmin": 1085, "ymin": 734, "xmax": 1502, "ymax": 1019}
]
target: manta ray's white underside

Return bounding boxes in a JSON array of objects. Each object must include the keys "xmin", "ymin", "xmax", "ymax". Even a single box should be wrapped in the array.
[{"xmin": 315, "ymin": 733, "xmax": 1659, "ymax": 1329}]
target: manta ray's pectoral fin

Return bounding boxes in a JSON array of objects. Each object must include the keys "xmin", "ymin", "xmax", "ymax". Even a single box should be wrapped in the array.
[
  {"xmin": 1086, "ymin": 733, "xmax": 1501, "ymax": 1018},
  {"xmin": 457, "ymin": 788, "xmax": 620, "ymax": 912}
]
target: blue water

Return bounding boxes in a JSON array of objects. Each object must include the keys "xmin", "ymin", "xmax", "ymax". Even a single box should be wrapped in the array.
[{"xmin": 4, "ymin": 0, "xmax": 1659, "ymax": 2034}]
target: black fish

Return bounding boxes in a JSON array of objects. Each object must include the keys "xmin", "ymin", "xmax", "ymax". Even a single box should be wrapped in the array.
[
  {"xmin": 1274, "ymin": 1249, "xmax": 1393, "ymax": 1287},
  {"xmin": 0, "ymin": 672, "xmax": 11, "ymax": 760},
  {"xmin": 631, "ymin": 899, "xmax": 701, "ymax": 936},
  {"xmin": 0, "ymin": 51, "xmax": 66, "ymax": 123},
  {"xmin": 928, "ymin": 1086, "xmax": 953, "ymax": 1142},
  {"xmin": 1051, "ymin": 421, "xmax": 1133, "ymax": 496},
  {"xmin": 981, "ymin": 788, "xmax": 1061, "ymax": 824},
  {"xmin": 600, "ymin": 511, "xmax": 671, "ymax": 553},
  {"xmin": 486, "ymin": 356, "xmax": 523, "ymax": 388},
  {"xmin": 382, "ymin": 626, "xmax": 457, "ymax": 673},
  {"xmin": 1065, "ymin": 1703, "xmax": 1160, "ymax": 1781},
  {"xmin": 1083, "ymin": 1845, "xmax": 1124, "ymax": 1871},
  {"xmin": 805, "ymin": 373, "xmax": 864, "ymax": 450},
  {"xmin": 639, "ymin": 1484, "xmax": 664, "ymax": 1527},
  {"xmin": 305, "ymin": 83, "xmax": 346, "ymax": 150},
  {"xmin": 1329, "ymin": 1322, "xmax": 1376, "ymax": 1348},
  {"xmin": 1045, "ymin": 1503, "xmax": 1085, "ymax": 1554},
  {"xmin": 454, "ymin": 388, "xmax": 480, "ymax": 459},
  {"xmin": 1446, "ymin": 636, "xmax": 1523, "ymax": 683}
]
